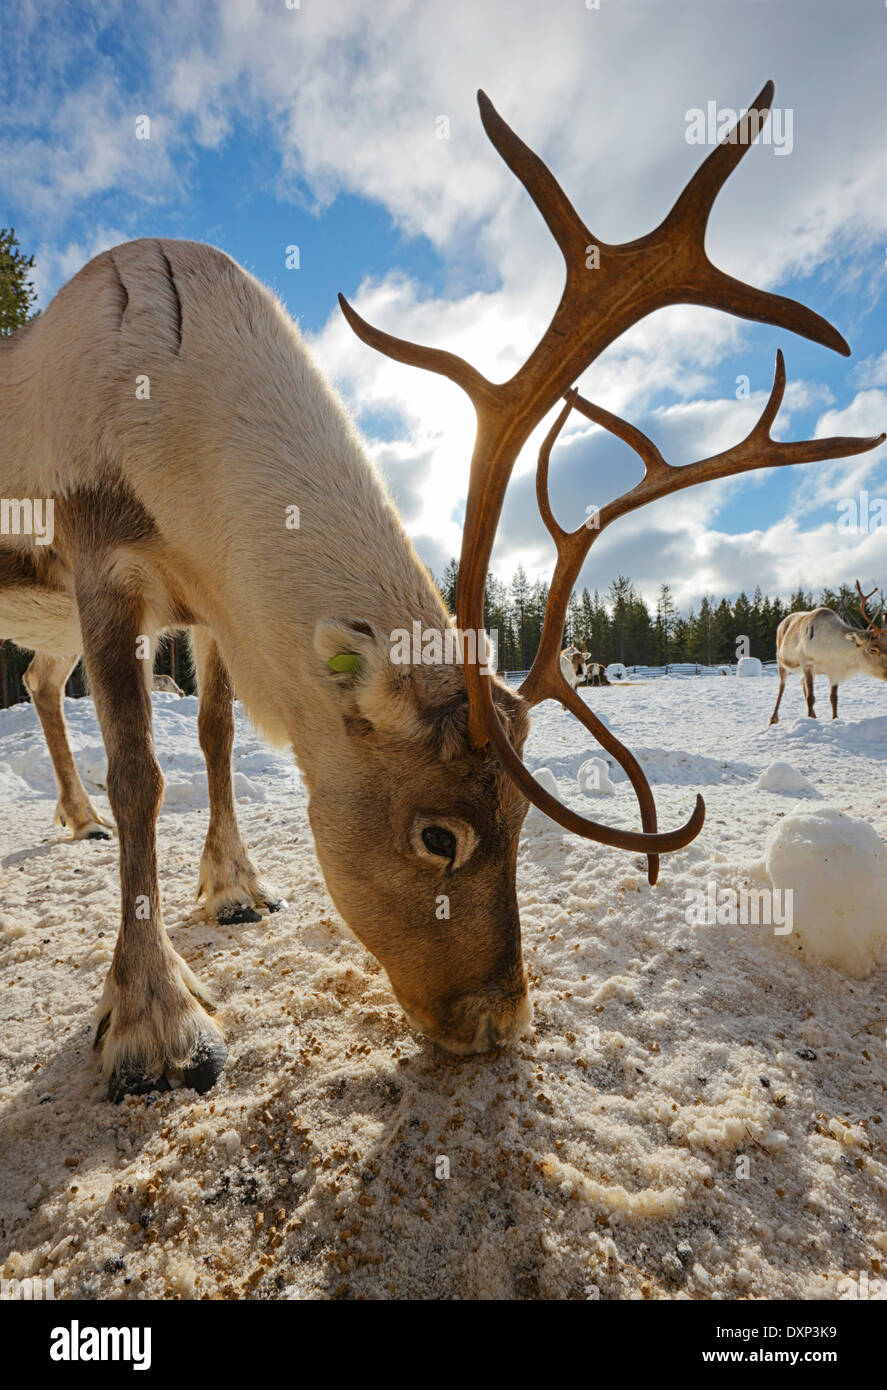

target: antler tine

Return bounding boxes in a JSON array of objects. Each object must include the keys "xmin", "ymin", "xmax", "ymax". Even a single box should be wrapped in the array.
[
  {"xmin": 659, "ymin": 85, "xmax": 850, "ymax": 358},
  {"xmin": 476, "ymin": 90, "xmax": 592, "ymax": 266},
  {"xmin": 566, "ymin": 395, "xmax": 670, "ymax": 478},
  {"xmin": 751, "ymin": 347, "xmax": 787, "ymax": 438},
  {"xmin": 569, "ymin": 354, "xmax": 885, "ymax": 515},
  {"xmin": 559, "ymin": 680, "xmax": 662, "ymax": 886},
  {"xmin": 692, "ymin": 264, "xmax": 851, "ymax": 359},
  {"xmin": 665, "ymin": 81, "xmax": 775, "ymax": 239},
  {"xmin": 536, "ymin": 390, "xmax": 577, "ymax": 541},
  {"xmin": 481, "ymin": 677, "xmax": 705, "ymax": 858},
  {"xmin": 336, "ymin": 293, "xmax": 494, "ymax": 409},
  {"xmin": 856, "ymin": 579, "xmax": 883, "ymax": 633}
]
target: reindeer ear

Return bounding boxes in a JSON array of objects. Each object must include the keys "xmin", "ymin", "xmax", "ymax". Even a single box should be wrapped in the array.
[{"xmin": 314, "ymin": 618, "xmax": 423, "ymax": 739}]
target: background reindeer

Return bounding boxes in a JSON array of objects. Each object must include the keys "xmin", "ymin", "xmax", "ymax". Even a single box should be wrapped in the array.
[
  {"xmin": 1, "ymin": 83, "xmax": 880, "ymax": 1102},
  {"xmin": 559, "ymin": 644, "xmax": 588, "ymax": 689},
  {"xmin": 587, "ymin": 661, "xmax": 609, "ymax": 687},
  {"xmin": 769, "ymin": 582, "xmax": 887, "ymax": 724}
]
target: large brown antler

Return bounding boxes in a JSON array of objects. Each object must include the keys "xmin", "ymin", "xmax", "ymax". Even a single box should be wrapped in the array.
[
  {"xmin": 339, "ymin": 83, "xmax": 884, "ymax": 876},
  {"xmin": 518, "ymin": 357, "xmax": 884, "ymax": 879},
  {"xmin": 856, "ymin": 580, "xmax": 885, "ymax": 634}
]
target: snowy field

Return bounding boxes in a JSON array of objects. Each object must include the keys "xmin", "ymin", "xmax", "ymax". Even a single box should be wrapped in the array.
[{"xmin": 1, "ymin": 675, "xmax": 887, "ymax": 1300}]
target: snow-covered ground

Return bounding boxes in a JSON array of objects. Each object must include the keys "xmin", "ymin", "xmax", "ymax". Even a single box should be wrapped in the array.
[{"xmin": 1, "ymin": 676, "xmax": 886, "ymax": 1300}]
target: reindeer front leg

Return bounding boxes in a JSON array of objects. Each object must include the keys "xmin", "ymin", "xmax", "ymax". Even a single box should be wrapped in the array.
[
  {"xmin": 77, "ymin": 578, "xmax": 226, "ymax": 1101},
  {"xmin": 23, "ymin": 651, "xmax": 112, "ymax": 838},
  {"xmin": 193, "ymin": 627, "xmax": 284, "ymax": 924}
]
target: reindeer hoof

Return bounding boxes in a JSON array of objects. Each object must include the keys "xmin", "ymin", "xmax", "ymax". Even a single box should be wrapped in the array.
[
  {"xmin": 108, "ymin": 1070, "xmax": 171, "ymax": 1104},
  {"xmin": 262, "ymin": 897, "xmax": 287, "ymax": 914},
  {"xmin": 217, "ymin": 903, "xmax": 262, "ymax": 925},
  {"xmin": 107, "ymin": 1037, "xmax": 227, "ymax": 1102},
  {"xmin": 86, "ymin": 829, "xmax": 113, "ymax": 840},
  {"xmin": 182, "ymin": 1035, "xmax": 228, "ymax": 1094}
]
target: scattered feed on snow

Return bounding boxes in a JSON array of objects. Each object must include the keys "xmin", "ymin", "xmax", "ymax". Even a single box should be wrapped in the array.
[{"xmin": 1, "ymin": 678, "xmax": 886, "ymax": 1299}]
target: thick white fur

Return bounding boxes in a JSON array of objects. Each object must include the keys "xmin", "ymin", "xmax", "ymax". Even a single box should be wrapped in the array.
[
  {"xmin": 770, "ymin": 605, "xmax": 887, "ymax": 724},
  {"xmin": 776, "ymin": 607, "xmax": 887, "ymax": 686},
  {"xmin": 0, "ymin": 240, "xmax": 536, "ymax": 1068},
  {"xmin": 1, "ymin": 239, "xmax": 449, "ymax": 765},
  {"xmin": 0, "ymin": 587, "xmax": 82, "ymax": 653},
  {"xmin": 559, "ymin": 646, "xmax": 587, "ymax": 689}
]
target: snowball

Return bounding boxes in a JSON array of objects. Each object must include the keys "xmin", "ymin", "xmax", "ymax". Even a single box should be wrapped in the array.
[
  {"xmin": 532, "ymin": 767, "xmax": 558, "ymax": 797},
  {"xmin": 233, "ymin": 771, "xmax": 265, "ymax": 802},
  {"xmin": 578, "ymin": 757, "xmax": 615, "ymax": 796},
  {"xmin": 765, "ymin": 806, "xmax": 887, "ymax": 978},
  {"xmin": 83, "ymin": 749, "xmax": 108, "ymax": 789},
  {"xmin": 756, "ymin": 762, "xmax": 818, "ymax": 797},
  {"xmin": 737, "ymin": 657, "xmax": 763, "ymax": 677},
  {"xmin": 527, "ymin": 767, "xmax": 559, "ymax": 823}
]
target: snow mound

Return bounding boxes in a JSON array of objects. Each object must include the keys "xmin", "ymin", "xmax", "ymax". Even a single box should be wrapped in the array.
[
  {"xmin": 527, "ymin": 766, "xmax": 559, "ymax": 823},
  {"xmin": 82, "ymin": 749, "xmax": 108, "ymax": 789},
  {"xmin": 737, "ymin": 657, "xmax": 763, "ymax": 678},
  {"xmin": 577, "ymin": 757, "xmax": 615, "ymax": 796},
  {"xmin": 765, "ymin": 806, "xmax": 887, "ymax": 978},
  {"xmin": 606, "ymin": 663, "xmax": 628, "ymax": 682},
  {"xmin": 0, "ymin": 761, "xmax": 35, "ymax": 801},
  {"xmin": 756, "ymin": 761, "xmax": 819, "ymax": 797}
]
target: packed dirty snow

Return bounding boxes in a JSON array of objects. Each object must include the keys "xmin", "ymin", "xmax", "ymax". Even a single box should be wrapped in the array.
[{"xmin": 1, "ymin": 676, "xmax": 887, "ymax": 1300}]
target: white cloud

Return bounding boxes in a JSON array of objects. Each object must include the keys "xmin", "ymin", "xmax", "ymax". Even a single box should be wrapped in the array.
[
  {"xmin": 852, "ymin": 349, "xmax": 887, "ymax": 389},
  {"xmin": 6, "ymin": 0, "xmax": 886, "ymax": 612},
  {"xmin": 30, "ymin": 225, "xmax": 129, "ymax": 307},
  {"xmin": 786, "ymin": 388, "xmax": 887, "ymax": 516}
]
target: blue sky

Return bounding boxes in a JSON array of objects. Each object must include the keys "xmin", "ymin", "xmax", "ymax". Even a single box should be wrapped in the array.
[{"xmin": 1, "ymin": 0, "xmax": 886, "ymax": 611}]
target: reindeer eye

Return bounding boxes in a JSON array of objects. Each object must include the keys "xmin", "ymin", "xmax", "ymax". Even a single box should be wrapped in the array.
[{"xmin": 421, "ymin": 826, "xmax": 457, "ymax": 860}]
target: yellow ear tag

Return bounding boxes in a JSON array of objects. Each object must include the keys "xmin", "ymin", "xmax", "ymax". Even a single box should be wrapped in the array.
[{"xmin": 329, "ymin": 652, "xmax": 362, "ymax": 674}]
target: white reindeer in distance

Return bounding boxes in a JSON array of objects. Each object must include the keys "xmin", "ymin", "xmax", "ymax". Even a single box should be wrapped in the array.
[
  {"xmin": 559, "ymin": 644, "xmax": 589, "ymax": 689},
  {"xmin": 769, "ymin": 581, "xmax": 887, "ymax": 724}
]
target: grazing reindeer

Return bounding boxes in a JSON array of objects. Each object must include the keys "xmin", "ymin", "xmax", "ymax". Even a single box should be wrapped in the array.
[
  {"xmin": 559, "ymin": 644, "xmax": 588, "ymax": 689},
  {"xmin": 1, "ymin": 83, "xmax": 881, "ymax": 1101},
  {"xmin": 587, "ymin": 662, "xmax": 609, "ymax": 687},
  {"xmin": 769, "ymin": 582, "xmax": 887, "ymax": 724}
]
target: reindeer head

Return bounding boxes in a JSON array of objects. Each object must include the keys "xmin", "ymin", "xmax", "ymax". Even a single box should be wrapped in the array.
[
  {"xmin": 323, "ymin": 84, "xmax": 882, "ymax": 1051},
  {"xmin": 851, "ymin": 582, "xmax": 887, "ymax": 679},
  {"xmin": 561, "ymin": 644, "xmax": 587, "ymax": 685},
  {"xmin": 307, "ymin": 619, "xmax": 531, "ymax": 1053}
]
